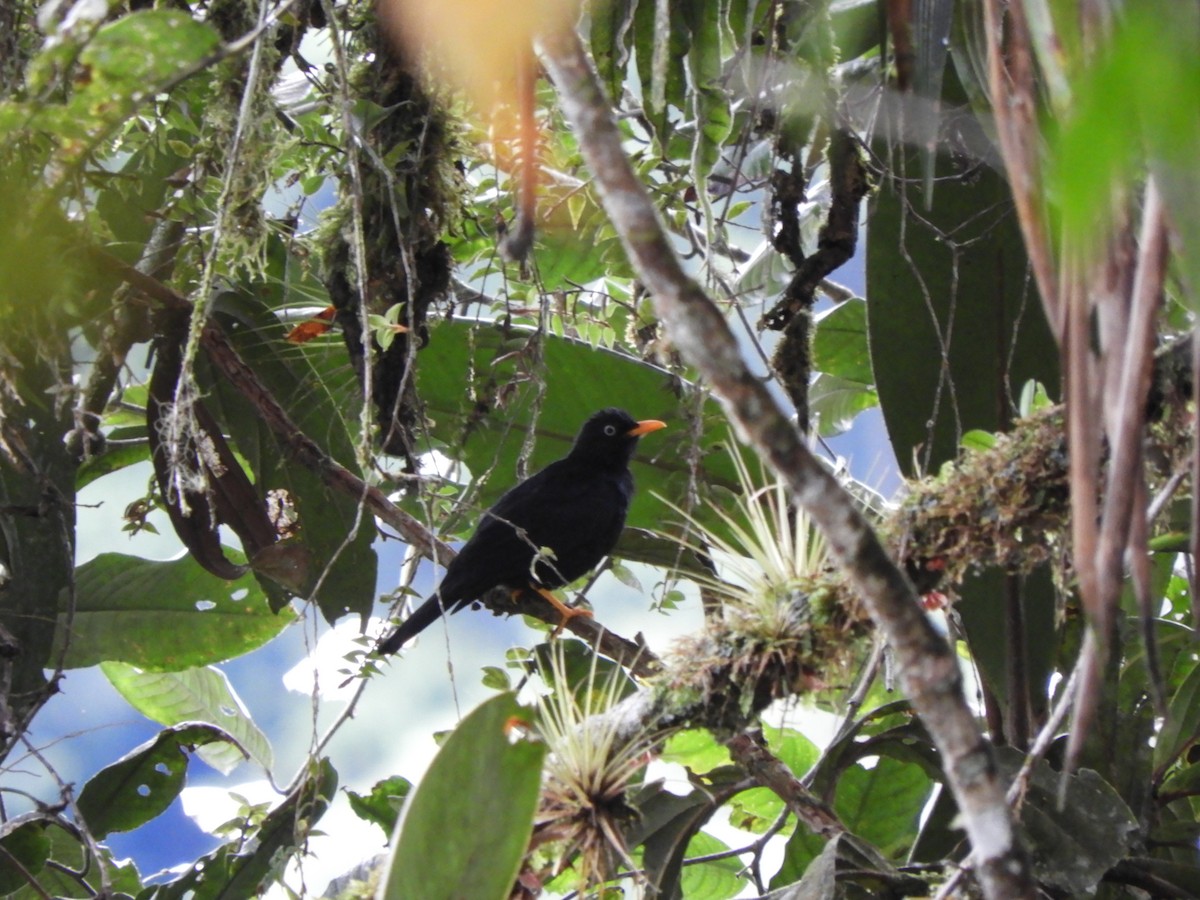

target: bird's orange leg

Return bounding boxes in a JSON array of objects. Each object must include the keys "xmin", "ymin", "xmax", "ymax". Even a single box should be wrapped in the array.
[{"xmin": 528, "ymin": 585, "xmax": 593, "ymax": 636}]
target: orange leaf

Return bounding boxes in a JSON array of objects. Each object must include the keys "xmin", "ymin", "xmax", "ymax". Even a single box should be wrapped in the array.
[{"xmin": 286, "ymin": 306, "xmax": 337, "ymax": 344}]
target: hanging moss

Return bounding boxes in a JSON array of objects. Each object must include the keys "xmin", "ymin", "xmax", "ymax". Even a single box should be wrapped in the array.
[{"xmin": 315, "ymin": 15, "xmax": 467, "ymax": 461}]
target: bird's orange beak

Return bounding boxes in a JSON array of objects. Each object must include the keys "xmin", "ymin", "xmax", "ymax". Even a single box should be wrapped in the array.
[{"xmin": 627, "ymin": 419, "xmax": 667, "ymax": 437}]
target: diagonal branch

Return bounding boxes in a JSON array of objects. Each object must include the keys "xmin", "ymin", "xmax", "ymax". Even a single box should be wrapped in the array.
[
  {"xmin": 539, "ymin": 25, "xmax": 1035, "ymax": 900},
  {"xmin": 727, "ymin": 730, "xmax": 845, "ymax": 838},
  {"xmin": 86, "ymin": 248, "xmax": 658, "ymax": 676}
]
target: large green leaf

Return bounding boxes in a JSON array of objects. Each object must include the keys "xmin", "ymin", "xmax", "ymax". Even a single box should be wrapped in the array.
[
  {"xmin": 76, "ymin": 723, "xmax": 234, "ymax": 838},
  {"xmin": 56, "ymin": 552, "xmax": 293, "ymax": 670},
  {"xmin": 997, "ymin": 749, "xmax": 1138, "ymax": 895},
  {"xmin": 1155, "ymin": 663, "xmax": 1200, "ymax": 774},
  {"xmin": 0, "ymin": 819, "xmax": 143, "ymax": 897},
  {"xmin": 101, "ymin": 661, "xmax": 273, "ymax": 775},
  {"xmin": 207, "ymin": 239, "xmax": 378, "ymax": 624},
  {"xmin": 866, "ymin": 118, "xmax": 1059, "ymax": 476},
  {"xmin": 956, "ymin": 565, "xmax": 1058, "ymax": 726},
  {"xmin": 835, "ymin": 756, "xmax": 931, "ymax": 858},
  {"xmin": 414, "ymin": 319, "xmax": 735, "ymax": 529},
  {"xmin": 679, "ymin": 830, "xmax": 744, "ymax": 900},
  {"xmin": 381, "ymin": 692, "xmax": 546, "ymax": 900}
]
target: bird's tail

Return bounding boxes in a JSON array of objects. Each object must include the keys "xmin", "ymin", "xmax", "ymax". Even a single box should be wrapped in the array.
[{"xmin": 375, "ymin": 594, "xmax": 449, "ymax": 655}]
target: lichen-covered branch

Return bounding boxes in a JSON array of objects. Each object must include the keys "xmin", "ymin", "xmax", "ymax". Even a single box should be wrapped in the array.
[{"xmin": 539, "ymin": 25, "xmax": 1035, "ymax": 900}]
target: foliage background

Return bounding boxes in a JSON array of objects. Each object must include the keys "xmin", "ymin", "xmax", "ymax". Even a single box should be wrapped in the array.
[{"xmin": 1, "ymin": 0, "xmax": 1197, "ymax": 898}]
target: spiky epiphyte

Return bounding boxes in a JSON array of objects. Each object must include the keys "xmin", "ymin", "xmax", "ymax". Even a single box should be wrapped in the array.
[
  {"xmin": 661, "ymin": 441, "xmax": 869, "ymax": 702},
  {"xmin": 529, "ymin": 641, "xmax": 665, "ymax": 891}
]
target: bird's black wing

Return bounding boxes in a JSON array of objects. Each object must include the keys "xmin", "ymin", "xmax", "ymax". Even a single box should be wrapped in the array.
[
  {"xmin": 378, "ymin": 458, "xmax": 633, "ymax": 655},
  {"xmin": 442, "ymin": 458, "xmax": 633, "ymax": 600}
]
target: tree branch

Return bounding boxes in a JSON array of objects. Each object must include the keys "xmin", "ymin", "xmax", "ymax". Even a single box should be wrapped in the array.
[
  {"xmin": 539, "ymin": 26, "xmax": 1035, "ymax": 899},
  {"xmin": 86, "ymin": 248, "xmax": 659, "ymax": 674},
  {"xmin": 726, "ymin": 730, "xmax": 845, "ymax": 838}
]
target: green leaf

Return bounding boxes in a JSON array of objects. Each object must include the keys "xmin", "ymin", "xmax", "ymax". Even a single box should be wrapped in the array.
[
  {"xmin": 961, "ymin": 429, "xmax": 997, "ymax": 452},
  {"xmin": 533, "ymin": 194, "xmax": 632, "ymax": 289},
  {"xmin": 957, "ymin": 566, "xmax": 1058, "ymax": 722},
  {"xmin": 347, "ymin": 776, "xmax": 412, "ymax": 840},
  {"xmin": 609, "ymin": 559, "xmax": 644, "ymax": 592},
  {"xmin": 626, "ymin": 781, "xmax": 723, "ymax": 900},
  {"xmin": 834, "ymin": 756, "xmax": 931, "ymax": 857},
  {"xmin": 633, "ymin": 0, "xmax": 690, "ymax": 144},
  {"xmin": 43, "ymin": 11, "xmax": 220, "ymax": 140},
  {"xmin": 56, "ymin": 552, "xmax": 293, "ymax": 670},
  {"xmin": 381, "ymin": 692, "xmax": 546, "ymax": 900},
  {"xmin": 480, "ymin": 665, "xmax": 511, "ymax": 690},
  {"xmin": 589, "ymin": 0, "xmax": 637, "ymax": 101},
  {"xmin": 101, "ymin": 661, "xmax": 273, "ymax": 775},
  {"xmin": 414, "ymin": 319, "xmax": 734, "ymax": 530},
  {"xmin": 679, "ymin": 831, "xmax": 743, "ymax": 900},
  {"xmin": 1051, "ymin": 2, "xmax": 1200, "ymax": 303},
  {"xmin": 528, "ymin": 638, "xmax": 638, "ymax": 703},
  {"xmin": 771, "ymin": 832, "xmax": 927, "ymax": 895},
  {"xmin": 809, "ymin": 373, "xmax": 879, "ymax": 437},
  {"xmin": 684, "ymin": 0, "xmax": 733, "ymax": 194},
  {"xmin": 75, "ymin": 440, "xmax": 152, "ymax": 489},
  {"xmin": 1155, "ymin": 663, "xmax": 1200, "ymax": 773},
  {"xmin": 866, "ymin": 113, "xmax": 1059, "ymax": 476},
  {"xmin": 206, "ymin": 251, "xmax": 378, "ymax": 624},
  {"xmin": 1160, "ymin": 760, "xmax": 1200, "ymax": 801},
  {"xmin": 661, "ymin": 729, "xmax": 733, "ymax": 774},
  {"xmin": 0, "ymin": 821, "xmax": 52, "ymax": 893},
  {"xmin": 76, "ymin": 723, "xmax": 235, "ymax": 837},
  {"xmin": 1115, "ymin": 858, "xmax": 1200, "ymax": 897},
  {"xmin": 0, "ymin": 819, "xmax": 143, "ymax": 897},
  {"xmin": 812, "ymin": 298, "xmax": 873, "ymax": 385},
  {"xmin": 770, "ymin": 825, "xmax": 826, "ymax": 889},
  {"xmin": 996, "ymin": 749, "xmax": 1138, "ymax": 894},
  {"xmin": 82, "ymin": 11, "xmax": 219, "ymax": 87}
]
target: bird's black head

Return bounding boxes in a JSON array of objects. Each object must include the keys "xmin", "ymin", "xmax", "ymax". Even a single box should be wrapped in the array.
[{"xmin": 569, "ymin": 408, "xmax": 666, "ymax": 470}]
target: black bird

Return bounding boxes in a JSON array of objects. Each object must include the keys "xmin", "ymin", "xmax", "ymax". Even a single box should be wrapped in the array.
[{"xmin": 377, "ymin": 409, "xmax": 666, "ymax": 654}]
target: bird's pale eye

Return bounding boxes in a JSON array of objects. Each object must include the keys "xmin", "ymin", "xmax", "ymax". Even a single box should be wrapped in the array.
[{"xmin": 603, "ymin": 424, "xmax": 617, "ymax": 436}]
